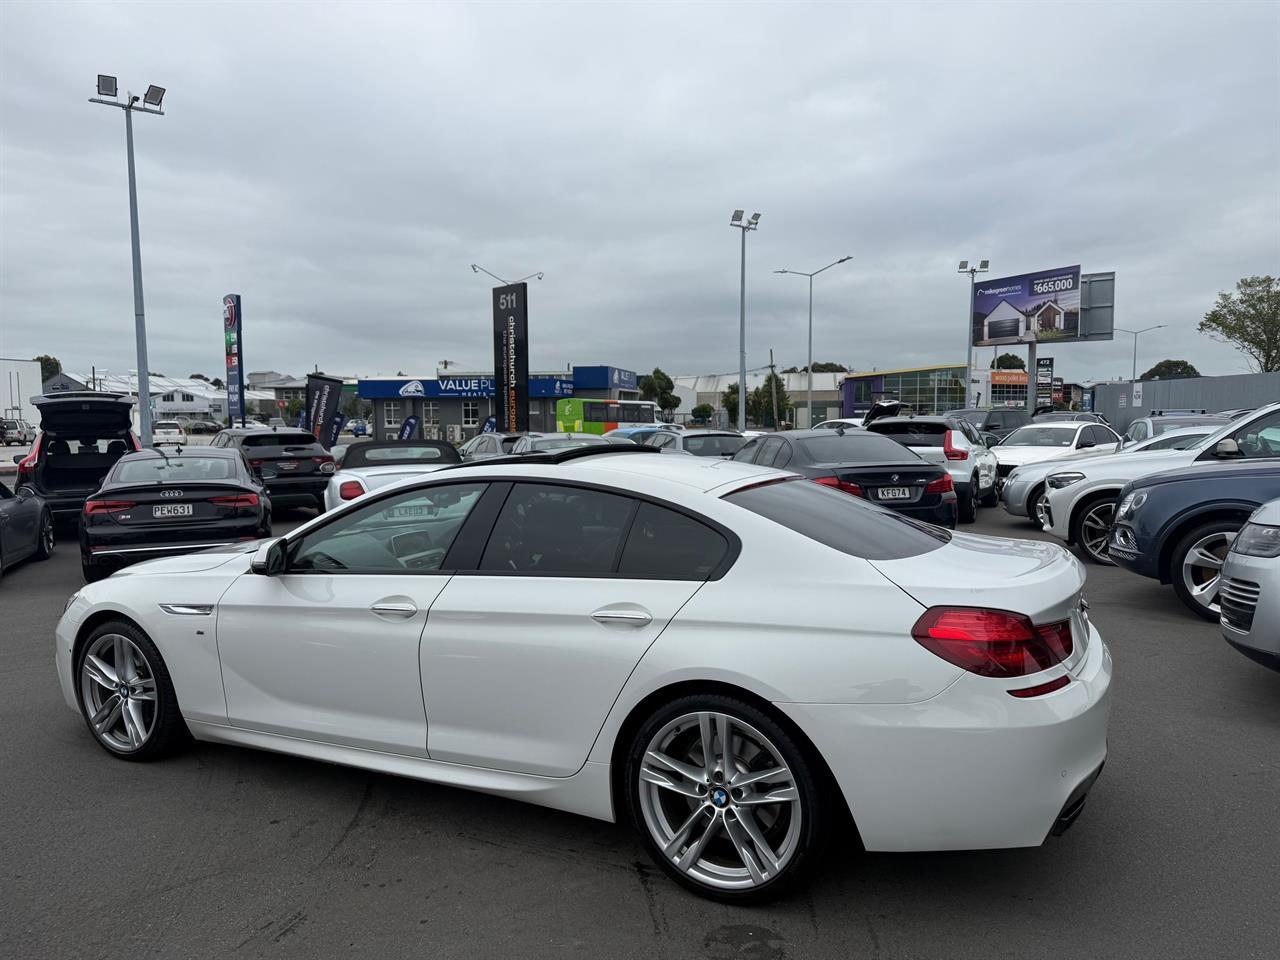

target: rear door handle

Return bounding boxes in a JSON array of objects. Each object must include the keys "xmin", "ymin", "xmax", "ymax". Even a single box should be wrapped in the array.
[
  {"xmin": 371, "ymin": 602, "xmax": 418, "ymax": 618},
  {"xmin": 591, "ymin": 609, "xmax": 652, "ymax": 627}
]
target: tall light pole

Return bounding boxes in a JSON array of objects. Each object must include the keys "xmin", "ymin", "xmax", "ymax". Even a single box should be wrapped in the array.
[
  {"xmin": 730, "ymin": 210, "xmax": 760, "ymax": 431},
  {"xmin": 958, "ymin": 259, "xmax": 989, "ymax": 407},
  {"xmin": 90, "ymin": 75, "xmax": 165, "ymax": 447},
  {"xmin": 775, "ymin": 256, "xmax": 852, "ymax": 427},
  {"xmin": 1117, "ymin": 325, "xmax": 1167, "ymax": 381},
  {"xmin": 470, "ymin": 264, "xmax": 543, "ymax": 285}
]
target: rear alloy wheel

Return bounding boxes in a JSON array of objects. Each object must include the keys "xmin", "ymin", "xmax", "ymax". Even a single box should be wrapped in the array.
[
  {"xmin": 76, "ymin": 620, "xmax": 188, "ymax": 760},
  {"xmin": 34, "ymin": 510, "xmax": 55, "ymax": 560},
  {"xmin": 1071, "ymin": 497, "xmax": 1117, "ymax": 566},
  {"xmin": 626, "ymin": 695, "xmax": 828, "ymax": 903},
  {"xmin": 1170, "ymin": 521, "xmax": 1240, "ymax": 621}
]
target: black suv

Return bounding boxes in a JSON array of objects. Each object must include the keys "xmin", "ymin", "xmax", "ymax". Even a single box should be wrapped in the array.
[
  {"xmin": 209, "ymin": 428, "xmax": 334, "ymax": 511},
  {"xmin": 13, "ymin": 392, "xmax": 139, "ymax": 519},
  {"xmin": 944, "ymin": 407, "xmax": 1032, "ymax": 441}
]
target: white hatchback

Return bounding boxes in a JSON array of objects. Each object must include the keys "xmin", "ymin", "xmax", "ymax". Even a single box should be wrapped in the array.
[
  {"xmin": 56, "ymin": 447, "xmax": 1110, "ymax": 902},
  {"xmin": 151, "ymin": 420, "xmax": 186, "ymax": 447}
]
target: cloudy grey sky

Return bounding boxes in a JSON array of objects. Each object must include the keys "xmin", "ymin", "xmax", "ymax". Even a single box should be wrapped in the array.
[{"xmin": 2, "ymin": 1, "xmax": 1277, "ymax": 386}]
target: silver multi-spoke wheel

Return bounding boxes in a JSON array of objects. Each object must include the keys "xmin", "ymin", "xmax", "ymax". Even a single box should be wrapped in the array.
[
  {"xmin": 1078, "ymin": 500, "xmax": 1116, "ymax": 565},
  {"xmin": 1179, "ymin": 530, "xmax": 1235, "ymax": 616},
  {"xmin": 79, "ymin": 633, "xmax": 158, "ymax": 752},
  {"xmin": 1033, "ymin": 488, "xmax": 1051, "ymax": 528},
  {"xmin": 637, "ymin": 711, "xmax": 802, "ymax": 892}
]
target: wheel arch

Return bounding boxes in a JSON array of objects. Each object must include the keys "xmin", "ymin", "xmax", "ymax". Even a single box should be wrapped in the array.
[
  {"xmin": 606, "ymin": 678, "xmax": 859, "ymax": 841},
  {"xmin": 1154, "ymin": 504, "xmax": 1257, "ymax": 583},
  {"xmin": 72, "ymin": 608, "xmax": 149, "ymax": 668},
  {"xmin": 1066, "ymin": 485, "xmax": 1124, "ymax": 544}
]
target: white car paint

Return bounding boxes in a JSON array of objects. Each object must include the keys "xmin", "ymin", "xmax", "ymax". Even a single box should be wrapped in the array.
[
  {"xmin": 1042, "ymin": 402, "xmax": 1280, "ymax": 544},
  {"xmin": 151, "ymin": 421, "xmax": 186, "ymax": 447},
  {"xmin": 323, "ymin": 462, "xmax": 453, "ymax": 511},
  {"xmin": 994, "ymin": 422, "xmax": 1120, "ymax": 470},
  {"xmin": 56, "ymin": 453, "xmax": 1110, "ymax": 866}
]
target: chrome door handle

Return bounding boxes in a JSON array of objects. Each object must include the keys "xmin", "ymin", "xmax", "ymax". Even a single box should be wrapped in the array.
[
  {"xmin": 371, "ymin": 602, "xmax": 418, "ymax": 618},
  {"xmin": 591, "ymin": 609, "xmax": 652, "ymax": 627}
]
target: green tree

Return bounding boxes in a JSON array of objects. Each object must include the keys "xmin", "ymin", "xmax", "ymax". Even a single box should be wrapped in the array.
[
  {"xmin": 720, "ymin": 382, "xmax": 740, "ymax": 419},
  {"xmin": 285, "ymin": 399, "xmax": 305, "ymax": 420},
  {"xmin": 691, "ymin": 403, "xmax": 715, "ymax": 422},
  {"xmin": 782, "ymin": 361, "xmax": 847, "ymax": 373},
  {"xmin": 1139, "ymin": 359, "xmax": 1201, "ymax": 381},
  {"xmin": 750, "ymin": 373, "xmax": 791, "ymax": 428},
  {"xmin": 1199, "ymin": 275, "xmax": 1280, "ymax": 373},
  {"xmin": 190, "ymin": 373, "xmax": 210, "ymax": 382},
  {"xmin": 210, "ymin": 377, "xmax": 225, "ymax": 389},
  {"xmin": 33, "ymin": 354, "xmax": 61, "ymax": 381},
  {"xmin": 638, "ymin": 367, "xmax": 681, "ymax": 412},
  {"xmin": 992, "ymin": 353, "xmax": 1026, "ymax": 370}
]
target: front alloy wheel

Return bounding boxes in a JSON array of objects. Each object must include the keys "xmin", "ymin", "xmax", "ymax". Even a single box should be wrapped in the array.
[
  {"xmin": 76, "ymin": 621, "xmax": 187, "ymax": 760},
  {"xmin": 1073, "ymin": 498, "xmax": 1117, "ymax": 565},
  {"xmin": 627, "ymin": 695, "xmax": 827, "ymax": 902},
  {"xmin": 1172, "ymin": 522, "xmax": 1239, "ymax": 621}
]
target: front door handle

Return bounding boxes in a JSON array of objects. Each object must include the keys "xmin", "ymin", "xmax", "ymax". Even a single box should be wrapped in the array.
[
  {"xmin": 592, "ymin": 608, "xmax": 652, "ymax": 627},
  {"xmin": 371, "ymin": 602, "xmax": 418, "ymax": 618}
]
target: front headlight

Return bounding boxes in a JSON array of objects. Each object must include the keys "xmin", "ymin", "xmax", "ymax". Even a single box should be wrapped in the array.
[
  {"xmin": 1117, "ymin": 490, "xmax": 1147, "ymax": 520},
  {"xmin": 64, "ymin": 590, "xmax": 81, "ymax": 614},
  {"xmin": 1047, "ymin": 472, "xmax": 1086, "ymax": 489},
  {"xmin": 1230, "ymin": 522, "xmax": 1280, "ymax": 558}
]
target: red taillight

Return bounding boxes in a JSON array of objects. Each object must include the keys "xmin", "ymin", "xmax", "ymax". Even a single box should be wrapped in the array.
[
  {"xmin": 249, "ymin": 459, "xmax": 264, "ymax": 469},
  {"xmin": 943, "ymin": 430, "xmax": 967, "ymax": 460},
  {"xmin": 128, "ymin": 432, "xmax": 141, "ymax": 451},
  {"xmin": 813, "ymin": 476, "xmax": 863, "ymax": 497},
  {"xmin": 925, "ymin": 473, "xmax": 954, "ymax": 495},
  {"xmin": 314, "ymin": 456, "xmax": 335, "ymax": 475},
  {"xmin": 911, "ymin": 607, "xmax": 1074, "ymax": 678},
  {"xmin": 1007, "ymin": 675, "xmax": 1072, "ymax": 698},
  {"xmin": 339, "ymin": 481, "xmax": 365, "ymax": 500},
  {"xmin": 16, "ymin": 435, "xmax": 40, "ymax": 483},
  {"xmin": 84, "ymin": 499, "xmax": 135, "ymax": 516},
  {"xmin": 209, "ymin": 494, "xmax": 260, "ymax": 508}
]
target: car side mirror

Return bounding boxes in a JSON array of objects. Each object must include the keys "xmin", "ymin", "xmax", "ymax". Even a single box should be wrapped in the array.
[
  {"xmin": 1076, "ymin": 438, "xmax": 1095, "ymax": 449},
  {"xmin": 250, "ymin": 537, "xmax": 288, "ymax": 576},
  {"xmin": 1213, "ymin": 438, "xmax": 1242, "ymax": 459},
  {"xmin": 11, "ymin": 455, "xmax": 21, "ymax": 464}
]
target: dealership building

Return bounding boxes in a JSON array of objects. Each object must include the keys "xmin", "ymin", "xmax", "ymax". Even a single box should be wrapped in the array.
[
  {"xmin": 358, "ymin": 365, "xmax": 640, "ymax": 441},
  {"xmin": 840, "ymin": 364, "xmax": 968, "ymax": 417}
]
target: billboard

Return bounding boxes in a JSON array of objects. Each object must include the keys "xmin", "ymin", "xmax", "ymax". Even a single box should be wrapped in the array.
[
  {"xmin": 305, "ymin": 374, "xmax": 343, "ymax": 450},
  {"xmin": 492, "ymin": 283, "xmax": 530, "ymax": 432},
  {"xmin": 971, "ymin": 266, "xmax": 1083, "ymax": 347},
  {"xmin": 222, "ymin": 294, "xmax": 245, "ymax": 425}
]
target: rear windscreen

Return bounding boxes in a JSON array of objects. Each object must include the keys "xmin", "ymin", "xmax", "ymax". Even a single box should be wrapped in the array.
[
  {"xmin": 684, "ymin": 435, "xmax": 746, "ymax": 456},
  {"xmin": 114, "ymin": 457, "xmax": 235, "ymax": 482},
  {"xmin": 798, "ymin": 433, "xmax": 923, "ymax": 463},
  {"xmin": 239, "ymin": 433, "xmax": 318, "ymax": 448},
  {"xmin": 725, "ymin": 478, "xmax": 949, "ymax": 560},
  {"xmin": 154, "ymin": 422, "xmax": 182, "ymax": 430},
  {"xmin": 344, "ymin": 444, "xmax": 461, "ymax": 467},
  {"xmin": 867, "ymin": 422, "xmax": 947, "ymax": 446}
]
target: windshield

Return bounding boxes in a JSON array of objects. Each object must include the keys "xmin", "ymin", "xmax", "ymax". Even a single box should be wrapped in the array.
[
  {"xmin": 866, "ymin": 422, "xmax": 947, "ymax": 446},
  {"xmin": 797, "ymin": 433, "xmax": 923, "ymax": 463},
  {"xmin": 114, "ymin": 456, "xmax": 234, "ymax": 482},
  {"xmin": 683, "ymin": 435, "xmax": 746, "ymax": 457},
  {"xmin": 1002, "ymin": 426, "xmax": 1078, "ymax": 447},
  {"xmin": 531, "ymin": 436, "xmax": 609, "ymax": 451}
]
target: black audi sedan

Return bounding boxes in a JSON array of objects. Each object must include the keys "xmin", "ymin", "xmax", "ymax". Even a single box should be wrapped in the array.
[
  {"xmin": 732, "ymin": 429, "xmax": 958, "ymax": 528},
  {"xmin": 80, "ymin": 447, "xmax": 271, "ymax": 582}
]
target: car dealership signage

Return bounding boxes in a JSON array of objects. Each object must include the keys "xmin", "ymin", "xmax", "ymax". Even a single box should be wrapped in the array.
[
  {"xmin": 492, "ymin": 283, "xmax": 530, "ymax": 432},
  {"xmin": 222, "ymin": 294, "xmax": 246, "ymax": 425}
]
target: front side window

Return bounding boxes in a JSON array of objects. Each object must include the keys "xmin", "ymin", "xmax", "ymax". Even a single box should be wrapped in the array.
[
  {"xmin": 617, "ymin": 503, "xmax": 729, "ymax": 580},
  {"xmin": 292, "ymin": 483, "xmax": 487, "ymax": 573},
  {"xmin": 383, "ymin": 401, "xmax": 402, "ymax": 429},
  {"xmin": 479, "ymin": 483, "xmax": 633, "ymax": 575},
  {"xmin": 1232, "ymin": 411, "xmax": 1280, "ymax": 459},
  {"xmin": 462, "ymin": 401, "xmax": 480, "ymax": 427}
]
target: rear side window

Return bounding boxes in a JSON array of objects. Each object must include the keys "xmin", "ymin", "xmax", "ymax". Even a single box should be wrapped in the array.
[
  {"xmin": 239, "ymin": 432, "xmax": 318, "ymax": 448},
  {"xmin": 617, "ymin": 503, "xmax": 729, "ymax": 580},
  {"xmin": 725, "ymin": 478, "xmax": 950, "ymax": 560},
  {"xmin": 480, "ymin": 483, "xmax": 634, "ymax": 575},
  {"xmin": 867, "ymin": 422, "xmax": 947, "ymax": 446},
  {"xmin": 732, "ymin": 438, "xmax": 761, "ymax": 463}
]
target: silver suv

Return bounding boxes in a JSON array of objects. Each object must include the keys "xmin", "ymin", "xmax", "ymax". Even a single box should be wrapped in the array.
[{"xmin": 2, "ymin": 419, "xmax": 37, "ymax": 445}]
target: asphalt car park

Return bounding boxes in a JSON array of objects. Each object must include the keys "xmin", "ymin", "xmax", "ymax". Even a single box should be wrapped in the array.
[{"xmin": 1, "ymin": 507, "xmax": 1277, "ymax": 958}]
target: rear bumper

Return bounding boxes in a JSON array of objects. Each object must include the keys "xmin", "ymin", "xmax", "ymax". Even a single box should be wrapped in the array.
[
  {"xmin": 777, "ymin": 623, "xmax": 1111, "ymax": 852},
  {"xmin": 82, "ymin": 518, "xmax": 263, "ymax": 567},
  {"xmin": 263, "ymin": 477, "xmax": 328, "ymax": 503},
  {"xmin": 892, "ymin": 498, "xmax": 957, "ymax": 528}
]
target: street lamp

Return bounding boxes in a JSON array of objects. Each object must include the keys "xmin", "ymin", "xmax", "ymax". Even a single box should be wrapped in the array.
[
  {"xmin": 730, "ymin": 210, "xmax": 761, "ymax": 431},
  {"xmin": 775, "ymin": 256, "xmax": 852, "ymax": 427},
  {"xmin": 470, "ymin": 264, "xmax": 543, "ymax": 286},
  {"xmin": 958, "ymin": 259, "xmax": 989, "ymax": 408},
  {"xmin": 90, "ymin": 75, "xmax": 166, "ymax": 447},
  {"xmin": 1117, "ymin": 325, "xmax": 1167, "ymax": 381}
]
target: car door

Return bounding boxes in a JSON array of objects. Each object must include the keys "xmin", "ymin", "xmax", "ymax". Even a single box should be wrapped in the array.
[
  {"xmin": 421, "ymin": 482, "xmax": 729, "ymax": 777},
  {"xmin": 1093, "ymin": 425, "xmax": 1122, "ymax": 454},
  {"xmin": 959, "ymin": 420, "xmax": 997, "ymax": 487},
  {"xmin": 214, "ymin": 481, "xmax": 489, "ymax": 754},
  {"xmin": 0, "ymin": 482, "xmax": 38, "ymax": 563}
]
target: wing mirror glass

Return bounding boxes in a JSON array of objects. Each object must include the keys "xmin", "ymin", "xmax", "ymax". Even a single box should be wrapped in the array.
[
  {"xmin": 1076, "ymin": 438, "xmax": 1095, "ymax": 449},
  {"xmin": 250, "ymin": 537, "xmax": 288, "ymax": 576},
  {"xmin": 1213, "ymin": 438, "xmax": 1242, "ymax": 459}
]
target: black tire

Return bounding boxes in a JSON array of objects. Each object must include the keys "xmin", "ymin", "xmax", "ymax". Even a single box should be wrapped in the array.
[
  {"xmin": 82, "ymin": 562, "xmax": 110, "ymax": 583},
  {"xmin": 979, "ymin": 480, "xmax": 999, "ymax": 508},
  {"xmin": 957, "ymin": 485, "xmax": 977, "ymax": 524},
  {"xmin": 33, "ymin": 509, "xmax": 55, "ymax": 561},
  {"xmin": 314, "ymin": 494, "xmax": 327, "ymax": 514},
  {"xmin": 259, "ymin": 509, "xmax": 273, "ymax": 538},
  {"xmin": 1169, "ymin": 519, "xmax": 1242, "ymax": 622},
  {"xmin": 74, "ymin": 618, "xmax": 189, "ymax": 761},
  {"xmin": 624, "ymin": 693, "xmax": 830, "ymax": 904},
  {"xmin": 1069, "ymin": 494, "xmax": 1117, "ymax": 566}
]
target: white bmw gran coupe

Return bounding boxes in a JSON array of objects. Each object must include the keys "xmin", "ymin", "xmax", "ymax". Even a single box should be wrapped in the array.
[{"xmin": 55, "ymin": 446, "xmax": 1111, "ymax": 902}]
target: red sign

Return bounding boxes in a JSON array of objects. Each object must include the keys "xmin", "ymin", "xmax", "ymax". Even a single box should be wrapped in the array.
[{"xmin": 277, "ymin": 400, "xmax": 286, "ymax": 409}]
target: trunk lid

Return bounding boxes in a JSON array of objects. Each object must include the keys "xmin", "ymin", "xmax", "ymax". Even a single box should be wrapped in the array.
[
  {"xmin": 34, "ymin": 392, "xmax": 134, "ymax": 434},
  {"xmin": 357, "ymin": 464, "xmax": 450, "ymax": 493},
  {"xmin": 819, "ymin": 462, "xmax": 946, "ymax": 506},
  {"xmin": 871, "ymin": 532, "xmax": 1091, "ymax": 675},
  {"xmin": 90, "ymin": 482, "xmax": 260, "ymax": 526}
]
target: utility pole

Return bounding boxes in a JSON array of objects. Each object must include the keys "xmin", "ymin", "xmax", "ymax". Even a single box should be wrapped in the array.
[
  {"xmin": 769, "ymin": 349, "xmax": 780, "ymax": 430},
  {"xmin": 774, "ymin": 257, "xmax": 852, "ymax": 427},
  {"xmin": 957, "ymin": 260, "xmax": 989, "ymax": 407},
  {"xmin": 730, "ymin": 210, "xmax": 761, "ymax": 431}
]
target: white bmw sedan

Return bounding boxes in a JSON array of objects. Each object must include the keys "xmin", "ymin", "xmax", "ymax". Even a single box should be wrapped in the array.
[
  {"xmin": 322, "ymin": 440, "xmax": 462, "ymax": 511},
  {"xmin": 55, "ymin": 447, "xmax": 1111, "ymax": 902}
]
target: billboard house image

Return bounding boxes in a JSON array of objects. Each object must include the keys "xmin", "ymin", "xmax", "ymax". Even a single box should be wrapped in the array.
[{"xmin": 972, "ymin": 265, "xmax": 1081, "ymax": 347}]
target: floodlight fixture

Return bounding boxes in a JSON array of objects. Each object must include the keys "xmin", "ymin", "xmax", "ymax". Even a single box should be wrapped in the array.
[
  {"xmin": 143, "ymin": 84, "xmax": 166, "ymax": 108},
  {"xmin": 749, "ymin": 212, "xmax": 761, "ymax": 223},
  {"xmin": 958, "ymin": 260, "xmax": 969, "ymax": 271},
  {"xmin": 97, "ymin": 75, "xmax": 117, "ymax": 98},
  {"xmin": 978, "ymin": 259, "xmax": 989, "ymax": 270},
  {"xmin": 731, "ymin": 209, "xmax": 744, "ymax": 223}
]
